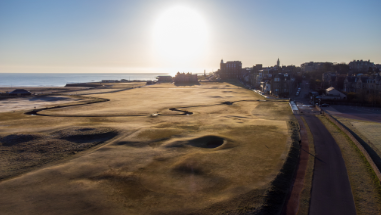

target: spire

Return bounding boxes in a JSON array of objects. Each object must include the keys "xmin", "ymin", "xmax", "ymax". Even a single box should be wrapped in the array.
[{"xmin": 277, "ymin": 58, "xmax": 280, "ymax": 67}]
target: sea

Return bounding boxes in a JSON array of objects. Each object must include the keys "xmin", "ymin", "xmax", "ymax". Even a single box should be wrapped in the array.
[{"xmin": 0, "ymin": 73, "xmax": 175, "ymax": 87}]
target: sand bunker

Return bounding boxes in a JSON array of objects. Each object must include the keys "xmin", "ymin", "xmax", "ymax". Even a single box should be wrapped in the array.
[{"xmin": 164, "ymin": 135, "xmax": 226, "ymax": 148}]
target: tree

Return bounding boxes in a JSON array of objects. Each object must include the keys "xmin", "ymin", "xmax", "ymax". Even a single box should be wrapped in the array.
[
  {"xmin": 368, "ymin": 67, "xmax": 374, "ymax": 74},
  {"xmin": 347, "ymin": 92, "xmax": 356, "ymax": 101},
  {"xmin": 315, "ymin": 79, "xmax": 322, "ymax": 89},
  {"xmin": 309, "ymin": 78, "xmax": 316, "ymax": 90},
  {"xmin": 333, "ymin": 63, "xmax": 350, "ymax": 74}
]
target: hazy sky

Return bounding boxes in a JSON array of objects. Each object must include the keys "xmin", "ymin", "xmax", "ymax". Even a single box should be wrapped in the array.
[{"xmin": 0, "ymin": 0, "xmax": 380, "ymax": 73}]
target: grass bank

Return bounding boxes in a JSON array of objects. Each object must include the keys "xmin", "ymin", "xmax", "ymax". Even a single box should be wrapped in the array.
[
  {"xmin": 297, "ymin": 116, "xmax": 315, "ymax": 215},
  {"xmin": 259, "ymin": 119, "xmax": 301, "ymax": 214}
]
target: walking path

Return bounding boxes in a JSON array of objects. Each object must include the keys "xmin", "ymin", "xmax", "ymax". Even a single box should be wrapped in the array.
[
  {"xmin": 282, "ymin": 115, "xmax": 309, "ymax": 215},
  {"xmin": 304, "ymin": 115, "xmax": 356, "ymax": 215}
]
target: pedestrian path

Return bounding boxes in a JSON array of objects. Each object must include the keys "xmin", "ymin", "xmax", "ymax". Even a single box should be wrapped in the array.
[{"xmin": 304, "ymin": 115, "xmax": 356, "ymax": 215}]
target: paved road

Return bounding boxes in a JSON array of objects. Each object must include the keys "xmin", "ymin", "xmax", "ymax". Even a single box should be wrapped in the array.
[{"xmin": 304, "ymin": 115, "xmax": 356, "ymax": 215}]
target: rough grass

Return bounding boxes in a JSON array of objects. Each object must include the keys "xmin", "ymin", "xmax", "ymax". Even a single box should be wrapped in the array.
[
  {"xmin": 318, "ymin": 115, "xmax": 381, "ymax": 215},
  {"xmin": 0, "ymin": 127, "xmax": 118, "ymax": 181},
  {"xmin": 0, "ymin": 82, "xmax": 294, "ymax": 215},
  {"xmin": 297, "ymin": 116, "xmax": 315, "ymax": 215},
  {"xmin": 331, "ymin": 116, "xmax": 381, "ymax": 180},
  {"xmin": 351, "ymin": 121, "xmax": 381, "ymax": 154}
]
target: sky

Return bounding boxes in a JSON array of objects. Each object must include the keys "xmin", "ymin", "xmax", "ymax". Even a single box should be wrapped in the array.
[{"xmin": 0, "ymin": 0, "xmax": 380, "ymax": 73}]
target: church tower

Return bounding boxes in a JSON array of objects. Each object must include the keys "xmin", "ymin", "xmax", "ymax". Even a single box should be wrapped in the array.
[{"xmin": 277, "ymin": 58, "xmax": 280, "ymax": 67}]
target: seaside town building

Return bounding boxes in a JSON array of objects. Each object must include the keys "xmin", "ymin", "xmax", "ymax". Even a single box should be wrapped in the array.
[
  {"xmin": 343, "ymin": 73, "xmax": 381, "ymax": 94},
  {"xmin": 348, "ymin": 60, "xmax": 374, "ymax": 72},
  {"xmin": 322, "ymin": 87, "xmax": 347, "ymax": 100},
  {"xmin": 301, "ymin": 62, "xmax": 333, "ymax": 73},
  {"xmin": 218, "ymin": 60, "xmax": 242, "ymax": 79},
  {"xmin": 269, "ymin": 73, "xmax": 294, "ymax": 97},
  {"xmin": 174, "ymin": 72, "xmax": 198, "ymax": 84},
  {"xmin": 156, "ymin": 75, "xmax": 173, "ymax": 83}
]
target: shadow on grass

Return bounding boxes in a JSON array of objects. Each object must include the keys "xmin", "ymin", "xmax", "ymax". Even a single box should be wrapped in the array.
[
  {"xmin": 173, "ymin": 82, "xmax": 200, "ymax": 87},
  {"xmin": 222, "ymin": 79, "xmax": 247, "ymax": 88}
]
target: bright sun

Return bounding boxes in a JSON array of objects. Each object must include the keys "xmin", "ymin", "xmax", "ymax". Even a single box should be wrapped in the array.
[{"xmin": 153, "ymin": 6, "xmax": 209, "ymax": 65}]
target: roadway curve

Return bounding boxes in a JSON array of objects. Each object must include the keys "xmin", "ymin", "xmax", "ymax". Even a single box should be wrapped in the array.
[{"xmin": 304, "ymin": 115, "xmax": 356, "ymax": 215}]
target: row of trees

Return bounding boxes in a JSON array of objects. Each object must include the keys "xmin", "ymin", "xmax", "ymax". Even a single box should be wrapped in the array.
[{"xmin": 347, "ymin": 91, "xmax": 381, "ymax": 104}]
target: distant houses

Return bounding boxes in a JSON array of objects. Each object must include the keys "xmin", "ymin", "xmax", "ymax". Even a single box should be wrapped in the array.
[
  {"xmin": 217, "ymin": 60, "xmax": 243, "ymax": 79},
  {"xmin": 174, "ymin": 72, "xmax": 198, "ymax": 84},
  {"xmin": 343, "ymin": 73, "xmax": 381, "ymax": 94},
  {"xmin": 156, "ymin": 75, "xmax": 173, "ymax": 83},
  {"xmin": 322, "ymin": 87, "xmax": 346, "ymax": 100},
  {"xmin": 259, "ymin": 73, "xmax": 295, "ymax": 97}
]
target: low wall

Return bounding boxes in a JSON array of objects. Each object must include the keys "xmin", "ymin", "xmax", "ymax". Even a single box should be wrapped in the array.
[{"xmin": 322, "ymin": 111, "xmax": 381, "ymax": 183}]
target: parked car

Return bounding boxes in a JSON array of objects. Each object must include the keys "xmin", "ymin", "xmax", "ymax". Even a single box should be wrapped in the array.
[{"xmin": 321, "ymin": 103, "xmax": 329, "ymax": 107}]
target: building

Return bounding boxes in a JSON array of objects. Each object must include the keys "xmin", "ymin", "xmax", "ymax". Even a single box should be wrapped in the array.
[
  {"xmin": 276, "ymin": 58, "xmax": 280, "ymax": 67},
  {"xmin": 156, "ymin": 76, "xmax": 173, "ymax": 83},
  {"xmin": 254, "ymin": 64, "xmax": 262, "ymax": 71},
  {"xmin": 270, "ymin": 73, "xmax": 294, "ymax": 97},
  {"xmin": 343, "ymin": 73, "xmax": 381, "ymax": 94},
  {"xmin": 343, "ymin": 76, "xmax": 357, "ymax": 92},
  {"xmin": 8, "ymin": 89, "xmax": 32, "ymax": 96},
  {"xmin": 301, "ymin": 62, "xmax": 333, "ymax": 73},
  {"xmin": 322, "ymin": 87, "xmax": 346, "ymax": 100},
  {"xmin": 349, "ymin": 60, "xmax": 374, "ymax": 72},
  {"xmin": 218, "ymin": 59, "xmax": 242, "ymax": 79},
  {"xmin": 322, "ymin": 72, "xmax": 338, "ymax": 89},
  {"xmin": 174, "ymin": 72, "xmax": 198, "ymax": 84}
]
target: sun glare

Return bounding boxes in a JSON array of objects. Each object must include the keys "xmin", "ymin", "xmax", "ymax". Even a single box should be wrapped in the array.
[{"xmin": 153, "ymin": 6, "xmax": 209, "ymax": 65}]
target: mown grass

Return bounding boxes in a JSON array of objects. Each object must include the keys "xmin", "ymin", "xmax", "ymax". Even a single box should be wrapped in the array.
[
  {"xmin": 333, "ymin": 116, "xmax": 381, "ymax": 172},
  {"xmin": 318, "ymin": 115, "xmax": 381, "ymax": 215},
  {"xmin": 297, "ymin": 116, "xmax": 315, "ymax": 215}
]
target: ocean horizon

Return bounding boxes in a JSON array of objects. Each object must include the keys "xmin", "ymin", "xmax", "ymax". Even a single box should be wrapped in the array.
[{"xmin": 0, "ymin": 73, "xmax": 200, "ymax": 87}]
